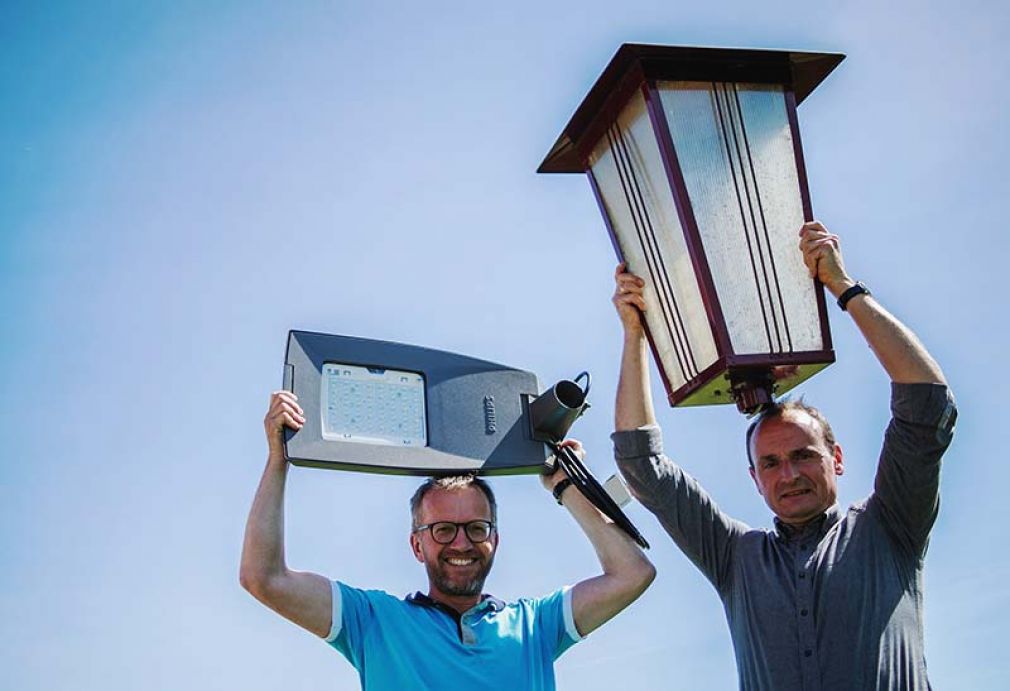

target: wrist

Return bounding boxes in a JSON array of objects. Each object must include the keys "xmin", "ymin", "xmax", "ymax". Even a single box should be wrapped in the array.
[
  {"xmin": 267, "ymin": 445, "xmax": 288, "ymax": 467},
  {"xmin": 836, "ymin": 281, "xmax": 871, "ymax": 311},
  {"xmin": 623, "ymin": 328, "xmax": 647, "ymax": 347},
  {"xmin": 824, "ymin": 276, "xmax": 856, "ymax": 299},
  {"xmin": 552, "ymin": 477, "xmax": 575, "ymax": 505}
]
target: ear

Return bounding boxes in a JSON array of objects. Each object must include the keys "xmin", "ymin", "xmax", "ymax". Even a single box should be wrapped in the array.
[
  {"xmin": 749, "ymin": 466, "xmax": 764, "ymax": 496},
  {"xmin": 832, "ymin": 444, "xmax": 844, "ymax": 476},
  {"xmin": 410, "ymin": 532, "xmax": 425, "ymax": 563}
]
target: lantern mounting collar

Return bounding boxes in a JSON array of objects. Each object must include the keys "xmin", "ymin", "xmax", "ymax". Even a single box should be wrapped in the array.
[{"xmin": 538, "ymin": 43, "xmax": 845, "ymax": 174}]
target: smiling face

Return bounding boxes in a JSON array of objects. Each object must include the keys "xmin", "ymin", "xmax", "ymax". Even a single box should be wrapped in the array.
[
  {"xmin": 410, "ymin": 485, "xmax": 498, "ymax": 602},
  {"xmin": 749, "ymin": 409, "xmax": 844, "ymax": 526}
]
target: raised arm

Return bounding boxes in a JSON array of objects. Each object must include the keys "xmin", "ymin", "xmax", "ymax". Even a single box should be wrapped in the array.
[
  {"xmin": 802, "ymin": 222, "xmax": 956, "ymax": 555},
  {"xmin": 239, "ymin": 391, "xmax": 332, "ymax": 638},
  {"xmin": 799, "ymin": 222, "xmax": 946, "ymax": 385},
  {"xmin": 613, "ymin": 265, "xmax": 658, "ymax": 431},
  {"xmin": 543, "ymin": 441, "xmax": 655, "ymax": 636},
  {"xmin": 610, "ymin": 264, "xmax": 747, "ymax": 592}
]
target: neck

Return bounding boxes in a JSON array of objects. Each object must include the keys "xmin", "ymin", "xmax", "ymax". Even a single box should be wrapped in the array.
[
  {"xmin": 427, "ymin": 588, "xmax": 482, "ymax": 615},
  {"xmin": 777, "ymin": 510, "xmax": 828, "ymax": 534}
]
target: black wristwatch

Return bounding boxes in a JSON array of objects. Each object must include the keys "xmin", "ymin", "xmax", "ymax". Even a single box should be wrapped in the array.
[
  {"xmin": 552, "ymin": 478, "xmax": 574, "ymax": 505},
  {"xmin": 837, "ymin": 281, "xmax": 870, "ymax": 311}
]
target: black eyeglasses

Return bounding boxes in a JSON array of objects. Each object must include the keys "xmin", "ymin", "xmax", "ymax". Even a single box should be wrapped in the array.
[{"xmin": 414, "ymin": 520, "xmax": 495, "ymax": 544}]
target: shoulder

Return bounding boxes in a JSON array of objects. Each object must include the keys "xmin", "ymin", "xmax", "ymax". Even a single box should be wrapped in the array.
[
  {"xmin": 513, "ymin": 587, "xmax": 582, "ymax": 644},
  {"xmin": 735, "ymin": 526, "xmax": 779, "ymax": 550},
  {"xmin": 334, "ymin": 581, "xmax": 411, "ymax": 613}
]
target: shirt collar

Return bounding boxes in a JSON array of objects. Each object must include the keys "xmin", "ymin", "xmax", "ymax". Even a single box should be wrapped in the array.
[
  {"xmin": 406, "ymin": 591, "xmax": 505, "ymax": 618},
  {"xmin": 774, "ymin": 504, "xmax": 843, "ymax": 542}
]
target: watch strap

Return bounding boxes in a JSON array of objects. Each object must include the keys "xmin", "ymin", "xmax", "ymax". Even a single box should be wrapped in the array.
[
  {"xmin": 837, "ymin": 282, "xmax": 870, "ymax": 311},
  {"xmin": 552, "ymin": 478, "xmax": 574, "ymax": 505}
]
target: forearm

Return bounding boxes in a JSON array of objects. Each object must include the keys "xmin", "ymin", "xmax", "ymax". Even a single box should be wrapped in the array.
[
  {"xmin": 240, "ymin": 455, "xmax": 290, "ymax": 591},
  {"xmin": 564, "ymin": 487, "xmax": 650, "ymax": 574},
  {"xmin": 614, "ymin": 426, "xmax": 742, "ymax": 591},
  {"xmin": 561, "ymin": 484, "xmax": 655, "ymax": 635},
  {"xmin": 832, "ymin": 285, "xmax": 945, "ymax": 384},
  {"xmin": 244, "ymin": 393, "xmax": 333, "ymax": 637},
  {"xmin": 615, "ymin": 331, "xmax": 657, "ymax": 431},
  {"xmin": 873, "ymin": 383, "xmax": 956, "ymax": 554},
  {"xmin": 800, "ymin": 222, "xmax": 945, "ymax": 385}
]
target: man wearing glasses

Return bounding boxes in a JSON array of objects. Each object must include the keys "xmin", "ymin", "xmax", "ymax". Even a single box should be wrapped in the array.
[
  {"xmin": 610, "ymin": 222, "xmax": 957, "ymax": 689},
  {"xmin": 240, "ymin": 394, "xmax": 655, "ymax": 690}
]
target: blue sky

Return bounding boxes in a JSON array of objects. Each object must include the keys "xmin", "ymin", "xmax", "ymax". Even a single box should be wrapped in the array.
[{"xmin": 2, "ymin": 1, "xmax": 1007, "ymax": 688}]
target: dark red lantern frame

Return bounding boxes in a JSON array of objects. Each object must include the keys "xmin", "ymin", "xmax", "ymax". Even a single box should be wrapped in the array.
[{"xmin": 539, "ymin": 45, "xmax": 845, "ymax": 413}]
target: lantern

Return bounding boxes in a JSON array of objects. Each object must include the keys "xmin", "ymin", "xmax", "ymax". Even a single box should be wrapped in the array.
[{"xmin": 539, "ymin": 44, "xmax": 844, "ymax": 414}]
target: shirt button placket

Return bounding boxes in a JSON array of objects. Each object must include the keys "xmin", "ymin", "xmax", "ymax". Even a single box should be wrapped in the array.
[
  {"xmin": 797, "ymin": 548, "xmax": 819, "ymax": 690},
  {"xmin": 461, "ymin": 613, "xmax": 477, "ymax": 646}
]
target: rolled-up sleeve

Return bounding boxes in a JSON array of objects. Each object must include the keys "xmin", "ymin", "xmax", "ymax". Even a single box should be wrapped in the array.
[{"xmin": 872, "ymin": 383, "xmax": 957, "ymax": 558}]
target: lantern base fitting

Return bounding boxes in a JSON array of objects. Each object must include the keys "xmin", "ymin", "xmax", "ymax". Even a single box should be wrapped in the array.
[{"xmin": 729, "ymin": 370, "xmax": 776, "ymax": 416}]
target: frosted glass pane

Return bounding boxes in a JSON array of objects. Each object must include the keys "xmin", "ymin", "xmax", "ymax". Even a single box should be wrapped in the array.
[
  {"xmin": 659, "ymin": 81, "xmax": 823, "ymax": 355},
  {"xmin": 589, "ymin": 91, "xmax": 719, "ymax": 392}
]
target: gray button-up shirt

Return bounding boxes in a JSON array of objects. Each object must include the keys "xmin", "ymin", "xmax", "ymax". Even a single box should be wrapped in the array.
[{"xmin": 614, "ymin": 383, "xmax": 957, "ymax": 691}]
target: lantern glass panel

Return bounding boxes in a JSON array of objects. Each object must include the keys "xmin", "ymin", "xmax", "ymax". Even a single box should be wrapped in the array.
[
  {"xmin": 658, "ymin": 80, "xmax": 824, "ymax": 355},
  {"xmin": 589, "ymin": 91, "xmax": 720, "ymax": 391}
]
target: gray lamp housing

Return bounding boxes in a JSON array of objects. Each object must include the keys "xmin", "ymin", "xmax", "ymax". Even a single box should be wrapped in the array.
[{"xmin": 283, "ymin": 331, "xmax": 549, "ymax": 475}]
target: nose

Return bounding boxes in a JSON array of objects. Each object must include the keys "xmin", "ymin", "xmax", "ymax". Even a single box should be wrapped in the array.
[
  {"xmin": 447, "ymin": 525, "xmax": 475, "ymax": 550},
  {"xmin": 780, "ymin": 460, "xmax": 801, "ymax": 481}
]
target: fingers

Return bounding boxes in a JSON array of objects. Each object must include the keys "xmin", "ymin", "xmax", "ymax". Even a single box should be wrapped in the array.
[
  {"xmin": 800, "ymin": 238, "xmax": 836, "ymax": 276},
  {"xmin": 541, "ymin": 438, "xmax": 584, "ymax": 491},
  {"xmin": 615, "ymin": 272, "xmax": 645, "ymax": 293},
  {"xmin": 559, "ymin": 438, "xmax": 582, "ymax": 451},
  {"xmin": 800, "ymin": 233, "xmax": 839, "ymax": 254},
  {"xmin": 613, "ymin": 265, "xmax": 647, "ymax": 315},
  {"xmin": 265, "ymin": 391, "xmax": 305, "ymax": 434},
  {"xmin": 614, "ymin": 263, "xmax": 645, "ymax": 289},
  {"xmin": 797, "ymin": 221, "xmax": 839, "ymax": 278},
  {"xmin": 798, "ymin": 222, "xmax": 850, "ymax": 292},
  {"xmin": 799, "ymin": 222, "xmax": 839, "ymax": 251},
  {"xmin": 540, "ymin": 453, "xmax": 569, "ymax": 489},
  {"xmin": 613, "ymin": 292, "xmax": 647, "ymax": 314}
]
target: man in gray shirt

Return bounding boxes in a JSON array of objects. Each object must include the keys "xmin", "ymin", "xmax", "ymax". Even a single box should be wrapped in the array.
[{"xmin": 611, "ymin": 222, "xmax": 956, "ymax": 690}]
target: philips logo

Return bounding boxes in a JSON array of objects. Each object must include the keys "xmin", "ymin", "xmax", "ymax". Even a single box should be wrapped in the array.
[{"xmin": 483, "ymin": 396, "xmax": 497, "ymax": 434}]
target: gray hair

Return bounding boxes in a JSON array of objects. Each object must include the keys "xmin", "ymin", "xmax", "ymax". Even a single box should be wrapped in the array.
[
  {"xmin": 745, "ymin": 398, "xmax": 837, "ymax": 469},
  {"xmin": 409, "ymin": 475, "xmax": 498, "ymax": 529}
]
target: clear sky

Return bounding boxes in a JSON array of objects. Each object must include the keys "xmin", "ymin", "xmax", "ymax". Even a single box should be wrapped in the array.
[{"xmin": 2, "ymin": 1, "xmax": 1007, "ymax": 689}]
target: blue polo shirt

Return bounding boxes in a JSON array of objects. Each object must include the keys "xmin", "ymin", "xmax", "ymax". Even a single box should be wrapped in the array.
[{"xmin": 325, "ymin": 580, "xmax": 582, "ymax": 690}]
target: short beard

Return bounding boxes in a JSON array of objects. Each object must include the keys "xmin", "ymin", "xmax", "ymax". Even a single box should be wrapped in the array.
[{"xmin": 427, "ymin": 555, "xmax": 494, "ymax": 597}]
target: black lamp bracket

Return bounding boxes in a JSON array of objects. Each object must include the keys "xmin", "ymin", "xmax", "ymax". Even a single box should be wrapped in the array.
[{"xmin": 530, "ymin": 372, "xmax": 650, "ymax": 550}]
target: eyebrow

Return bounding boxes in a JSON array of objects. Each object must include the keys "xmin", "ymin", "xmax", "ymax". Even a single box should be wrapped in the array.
[{"xmin": 758, "ymin": 446, "xmax": 819, "ymax": 463}]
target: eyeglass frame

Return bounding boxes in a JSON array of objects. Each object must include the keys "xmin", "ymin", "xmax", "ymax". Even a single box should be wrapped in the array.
[{"xmin": 412, "ymin": 519, "xmax": 496, "ymax": 544}]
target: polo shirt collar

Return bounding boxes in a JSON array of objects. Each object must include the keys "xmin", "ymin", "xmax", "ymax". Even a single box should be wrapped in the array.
[
  {"xmin": 774, "ymin": 504, "xmax": 843, "ymax": 542},
  {"xmin": 406, "ymin": 591, "xmax": 505, "ymax": 618}
]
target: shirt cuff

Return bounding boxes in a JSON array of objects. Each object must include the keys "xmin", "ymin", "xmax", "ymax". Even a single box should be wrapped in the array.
[
  {"xmin": 324, "ymin": 580, "xmax": 343, "ymax": 642},
  {"xmin": 611, "ymin": 425, "xmax": 663, "ymax": 460},
  {"xmin": 561, "ymin": 585, "xmax": 584, "ymax": 642}
]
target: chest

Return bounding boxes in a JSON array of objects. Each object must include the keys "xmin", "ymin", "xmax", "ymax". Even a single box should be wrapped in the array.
[
  {"xmin": 727, "ymin": 508, "xmax": 923, "ymax": 630},
  {"xmin": 359, "ymin": 606, "xmax": 551, "ymax": 690}
]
